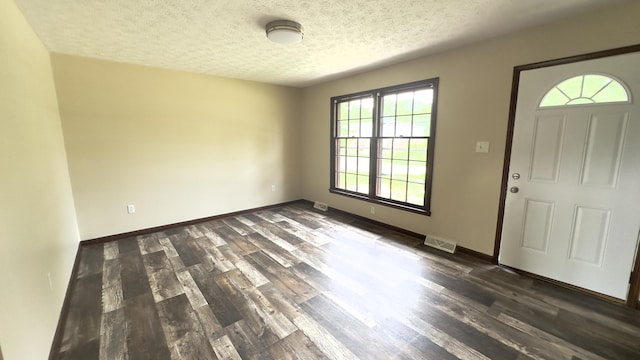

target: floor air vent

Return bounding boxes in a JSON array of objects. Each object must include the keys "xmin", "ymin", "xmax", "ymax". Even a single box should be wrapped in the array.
[
  {"xmin": 313, "ymin": 202, "xmax": 328, "ymax": 211},
  {"xmin": 424, "ymin": 235, "xmax": 456, "ymax": 254}
]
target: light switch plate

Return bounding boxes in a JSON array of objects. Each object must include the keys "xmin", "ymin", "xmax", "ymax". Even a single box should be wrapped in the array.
[{"xmin": 476, "ymin": 141, "xmax": 490, "ymax": 153}]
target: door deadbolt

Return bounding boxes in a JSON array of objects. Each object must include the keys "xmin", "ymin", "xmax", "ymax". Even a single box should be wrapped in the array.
[{"xmin": 512, "ymin": 173, "xmax": 520, "ymax": 180}]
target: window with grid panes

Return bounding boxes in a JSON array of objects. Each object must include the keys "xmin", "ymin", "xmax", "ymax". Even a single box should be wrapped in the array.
[{"xmin": 330, "ymin": 78, "xmax": 438, "ymax": 215}]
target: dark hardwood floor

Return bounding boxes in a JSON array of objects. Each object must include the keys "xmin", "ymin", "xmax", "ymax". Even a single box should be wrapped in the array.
[{"xmin": 53, "ymin": 202, "xmax": 640, "ymax": 359}]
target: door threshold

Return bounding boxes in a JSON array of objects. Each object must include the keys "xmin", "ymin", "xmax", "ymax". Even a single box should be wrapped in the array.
[{"xmin": 498, "ymin": 264, "xmax": 628, "ymax": 306}]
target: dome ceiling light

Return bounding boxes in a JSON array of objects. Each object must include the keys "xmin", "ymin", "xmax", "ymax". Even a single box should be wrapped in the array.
[{"xmin": 265, "ymin": 20, "xmax": 304, "ymax": 45}]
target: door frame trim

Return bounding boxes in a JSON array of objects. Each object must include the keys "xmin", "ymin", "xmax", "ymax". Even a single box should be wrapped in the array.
[{"xmin": 494, "ymin": 43, "xmax": 640, "ymax": 308}]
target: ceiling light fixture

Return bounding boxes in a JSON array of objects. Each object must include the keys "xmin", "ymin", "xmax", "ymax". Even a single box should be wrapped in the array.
[{"xmin": 265, "ymin": 20, "xmax": 304, "ymax": 45}]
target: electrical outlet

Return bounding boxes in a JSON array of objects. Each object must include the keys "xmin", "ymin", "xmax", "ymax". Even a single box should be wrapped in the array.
[
  {"xmin": 47, "ymin": 272, "xmax": 53, "ymax": 290},
  {"xmin": 370, "ymin": 206, "xmax": 375, "ymax": 214},
  {"xmin": 127, "ymin": 204, "xmax": 136, "ymax": 214},
  {"xmin": 271, "ymin": 184, "xmax": 276, "ymax": 192}
]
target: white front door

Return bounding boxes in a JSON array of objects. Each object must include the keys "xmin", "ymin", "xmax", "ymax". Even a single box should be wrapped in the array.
[{"xmin": 499, "ymin": 52, "xmax": 640, "ymax": 300}]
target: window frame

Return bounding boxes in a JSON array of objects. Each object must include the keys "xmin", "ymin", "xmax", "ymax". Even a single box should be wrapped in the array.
[{"xmin": 329, "ymin": 78, "xmax": 439, "ymax": 216}]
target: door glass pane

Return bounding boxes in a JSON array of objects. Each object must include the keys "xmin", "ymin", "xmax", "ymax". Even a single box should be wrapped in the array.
[
  {"xmin": 540, "ymin": 88, "xmax": 570, "ymax": 107},
  {"xmin": 540, "ymin": 74, "xmax": 629, "ymax": 107},
  {"xmin": 557, "ymin": 76, "xmax": 583, "ymax": 100},
  {"xmin": 582, "ymin": 75, "xmax": 613, "ymax": 98},
  {"xmin": 593, "ymin": 81, "xmax": 628, "ymax": 103},
  {"xmin": 566, "ymin": 98, "xmax": 593, "ymax": 105}
]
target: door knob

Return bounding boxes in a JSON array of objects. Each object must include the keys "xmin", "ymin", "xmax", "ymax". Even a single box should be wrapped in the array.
[{"xmin": 509, "ymin": 186, "xmax": 519, "ymax": 193}]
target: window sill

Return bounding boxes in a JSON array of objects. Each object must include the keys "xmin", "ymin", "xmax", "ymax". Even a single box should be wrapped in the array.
[{"xmin": 329, "ymin": 188, "xmax": 431, "ymax": 216}]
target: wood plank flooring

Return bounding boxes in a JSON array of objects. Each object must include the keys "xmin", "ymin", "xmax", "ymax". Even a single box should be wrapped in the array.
[{"xmin": 53, "ymin": 202, "xmax": 640, "ymax": 359}]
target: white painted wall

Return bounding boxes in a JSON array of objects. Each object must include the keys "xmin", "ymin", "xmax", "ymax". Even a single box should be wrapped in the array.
[{"xmin": 0, "ymin": 0, "xmax": 80, "ymax": 359}]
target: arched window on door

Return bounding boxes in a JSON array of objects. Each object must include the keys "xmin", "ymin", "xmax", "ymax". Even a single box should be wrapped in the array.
[{"xmin": 539, "ymin": 74, "xmax": 630, "ymax": 108}]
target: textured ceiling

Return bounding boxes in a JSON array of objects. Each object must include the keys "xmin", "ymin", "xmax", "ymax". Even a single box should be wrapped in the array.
[{"xmin": 15, "ymin": 0, "xmax": 622, "ymax": 87}]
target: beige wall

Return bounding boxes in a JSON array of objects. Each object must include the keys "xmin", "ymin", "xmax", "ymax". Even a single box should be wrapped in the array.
[
  {"xmin": 300, "ymin": 1, "xmax": 640, "ymax": 255},
  {"xmin": 0, "ymin": 1, "xmax": 80, "ymax": 359},
  {"xmin": 2, "ymin": 2, "xmax": 638, "ymax": 358},
  {"xmin": 51, "ymin": 54, "xmax": 302, "ymax": 239}
]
